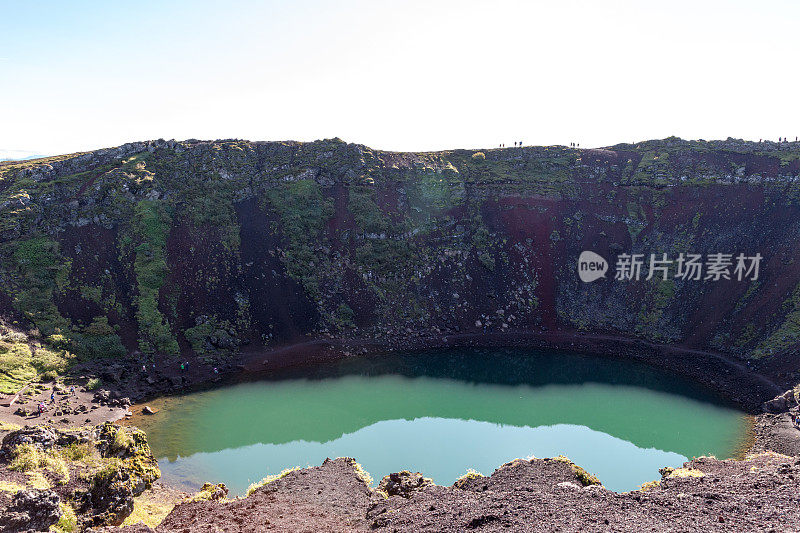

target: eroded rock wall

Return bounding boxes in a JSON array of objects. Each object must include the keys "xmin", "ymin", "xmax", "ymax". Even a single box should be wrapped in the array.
[{"xmin": 1, "ymin": 137, "xmax": 800, "ymax": 368}]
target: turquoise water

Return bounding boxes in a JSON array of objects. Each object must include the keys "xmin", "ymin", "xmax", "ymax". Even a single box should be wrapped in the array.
[{"xmin": 133, "ymin": 349, "xmax": 748, "ymax": 495}]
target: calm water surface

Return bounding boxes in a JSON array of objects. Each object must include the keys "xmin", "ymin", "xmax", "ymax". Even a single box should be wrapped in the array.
[{"xmin": 133, "ymin": 349, "xmax": 749, "ymax": 495}]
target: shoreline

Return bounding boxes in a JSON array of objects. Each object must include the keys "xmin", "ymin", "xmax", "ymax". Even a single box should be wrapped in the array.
[
  {"xmin": 1, "ymin": 330, "xmax": 789, "ymax": 451},
  {"xmin": 236, "ymin": 330, "xmax": 784, "ymax": 413},
  {"xmin": 2, "ymin": 335, "xmax": 799, "ymax": 531}
]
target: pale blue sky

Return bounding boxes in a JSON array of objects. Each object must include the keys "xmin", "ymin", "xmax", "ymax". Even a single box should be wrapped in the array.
[{"xmin": 1, "ymin": 0, "xmax": 798, "ymax": 155}]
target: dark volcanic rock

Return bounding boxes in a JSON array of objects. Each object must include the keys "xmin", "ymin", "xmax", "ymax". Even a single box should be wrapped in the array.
[
  {"xmin": 0, "ymin": 489, "xmax": 62, "ymax": 532},
  {"xmin": 1, "ymin": 425, "xmax": 59, "ymax": 451},
  {"xmin": 376, "ymin": 471, "xmax": 433, "ymax": 498},
  {"xmin": 763, "ymin": 389, "xmax": 798, "ymax": 413}
]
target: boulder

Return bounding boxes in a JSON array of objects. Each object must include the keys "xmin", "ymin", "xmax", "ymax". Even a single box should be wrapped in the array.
[
  {"xmin": 377, "ymin": 471, "xmax": 433, "ymax": 498},
  {"xmin": 763, "ymin": 390, "xmax": 798, "ymax": 413},
  {"xmin": 86, "ymin": 469, "xmax": 136, "ymax": 526},
  {"xmin": 0, "ymin": 489, "xmax": 62, "ymax": 532},
  {"xmin": 93, "ymin": 389, "xmax": 111, "ymax": 404},
  {"xmin": 101, "ymin": 365, "xmax": 126, "ymax": 384},
  {"xmin": 194, "ymin": 482, "xmax": 229, "ymax": 501},
  {"xmin": 1, "ymin": 425, "xmax": 60, "ymax": 451}
]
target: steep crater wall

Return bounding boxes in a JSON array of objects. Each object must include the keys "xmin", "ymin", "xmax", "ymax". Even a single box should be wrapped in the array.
[{"xmin": 1, "ymin": 137, "xmax": 800, "ymax": 398}]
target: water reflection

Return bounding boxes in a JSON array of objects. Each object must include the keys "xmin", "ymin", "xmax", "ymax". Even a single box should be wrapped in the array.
[{"xmin": 134, "ymin": 349, "xmax": 748, "ymax": 495}]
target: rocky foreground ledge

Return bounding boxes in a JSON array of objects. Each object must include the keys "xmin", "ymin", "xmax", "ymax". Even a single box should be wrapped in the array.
[{"xmin": 113, "ymin": 452, "xmax": 800, "ymax": 532}]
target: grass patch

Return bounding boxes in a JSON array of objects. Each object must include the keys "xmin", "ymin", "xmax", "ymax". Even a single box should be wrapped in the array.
[
  {"xmin": 453, "ymin": 469, "xmax": 484, "ymax": 489},
  {"xmin": 9, "ymin": 443, "xmax": 43, "ymax": 471},
  {"xmin": 84, "ymin": 377, "xmax": 101, "ymax": 391},
  {"xmin": 52, "ymin": 503, "xmax": 78, "ymax": 532},
  {"xmin": 9, "ymin": 443, "xmax": 70, "ymax": 484},
  {"xmin": 26, "ymin": 471, "xmax": 50, "ymax": 489},
  {"xmin": 661, "ymin": 467, "xmax": 705, "ymax": 479},
  {"xmin": 186, "ymin": 482, "xmax": 229, "ymax": 503},
  {"xmin": 0, "ymin": 327, "xmax": 73, "ymax": 394},
  {"xmin": 0, "ymin": 420, "xmax": 22, "ymax": 432},
  {"xmin": 350, "ymin": 459, "xmax": 373, "ymax": 486},
  {"xmin": 246, "ymin": 466, "xmax": 300, "ymax": 495},
  {"xmin": 61, "ymin": 442, "xmax": 93, "ymax": 461},
  {"xmin": 122, "ymin": 491, "xmax": 176, "ymax": 528},
  {"xmin": 552, "ymin": 455, "xmax": 601, "ymax": 486},
  {"xmin": 0, "ymin": 480, "xmax": 24, "ymax": 492},
  {"xmin": 639, "ymin": 480, "xmax": 660, "ymax": 491}
]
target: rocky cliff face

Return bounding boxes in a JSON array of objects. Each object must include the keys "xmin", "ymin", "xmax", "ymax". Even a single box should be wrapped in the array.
[{"xmin": 1, "ymin": 137, "xmax": 799, "ymax": 371}]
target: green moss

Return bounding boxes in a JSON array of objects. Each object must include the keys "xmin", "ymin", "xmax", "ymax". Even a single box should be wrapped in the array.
[
  {"xmin": 332, "ymin": 303, "xmax": 355, "ymax": 330},
  {"xmin": 0, "ymin": 326, "xmax": 73, "ymax": 394},
  {"xmin": 453, "ymin": 469, "xmax": 484, "ymax": 489},
  {"xmin": 552, "ymin": 455, "xmax": 601, "ymax": 486},
  {"xmin": 265, "ymin": 180, "xmax": 334, "ymax": 299},
  {"xmin": 753, "ymin": 280, "xmax": 800, "ymax": 358},
  {"xmin": 184, "ymin": 316, "xmax": 237, "ymax": 356},
  {"xmin": 53, "ymin": 503, "xmax": 78, "ymax": 532},
  {"xmin": 349, "ymin": 184, "xmax": 391, "ymax": 234},
  {"xmin": 69, "ymin": 316, "xmax": 126, "ymax": 360},
  {"xmin": 636, "ymin": 279, "xmax": 676, "ymax": 339},
  {"xmin": 79, "ymin": 284, "xmax": 103, "ymax": 303},
  {"xmin": 404, "ymin": 170, "xmax": 463, "ymax": 225},
  {"xmin": 128, "ymin": 200, "xmax": 179, "ymax": 355},
  {"xmin": 7, "ymin": 237, "xmax": 71, "ymax": 336}
]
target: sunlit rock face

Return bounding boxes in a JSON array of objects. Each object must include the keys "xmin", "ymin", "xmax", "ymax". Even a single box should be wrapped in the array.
[{"xmin": 1, "ymin": 137, "xmax": 799, "ymax": 365}]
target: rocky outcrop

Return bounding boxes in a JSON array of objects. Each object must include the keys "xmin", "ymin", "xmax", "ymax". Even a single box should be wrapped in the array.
[
  {"xmin": 1, "ymin": 425, "xmax": 60, "ymax": 451},
  {"xmin": 0, "ymin": 489, "xmax": 62, "ymax": 532},
  {"xmin": 189, "ymin": 482, "xmax": 228, "ymax": 501},
  {"xmin": 0, "ymin": 423, "xmax": 160, "ymax": 530},
  {"xmin": 762, "ymin": 388, "xmax": 799, "ymax": 413},
  {"xmin": 376, "ymin": 471, "xmax": 433, "ymax": 498}
]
